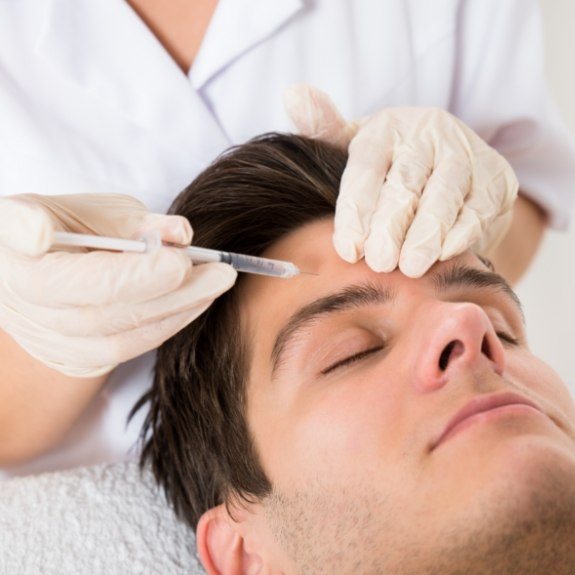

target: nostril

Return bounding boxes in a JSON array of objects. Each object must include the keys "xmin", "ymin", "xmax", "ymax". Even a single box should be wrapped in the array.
[
  {"xmin": 439, "ymin": 341, "xmax": 456, "ymax": 371},
  {"xmin": 481, "ymin": 336, "xmax": 491, "ymax": 359},
  {"xmin": 438, "ymin": 340, "xmax": 464, "ymax": 371}
]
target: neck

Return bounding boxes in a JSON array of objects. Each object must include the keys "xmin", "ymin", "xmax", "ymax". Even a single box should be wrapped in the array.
[{"xmin": 127, "ymin": 0, "xmax": 219, "ymax": 73}]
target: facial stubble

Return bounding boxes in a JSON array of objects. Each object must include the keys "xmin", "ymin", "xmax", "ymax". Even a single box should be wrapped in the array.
[{"xmin": 263, "ymin": 450, "xmax": 575, "ymax": 575}]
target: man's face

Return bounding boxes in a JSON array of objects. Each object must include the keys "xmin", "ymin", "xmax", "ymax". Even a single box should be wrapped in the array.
[{"xmin": 238, "ymin": 219, "xmax": 575, "ymax": 574}]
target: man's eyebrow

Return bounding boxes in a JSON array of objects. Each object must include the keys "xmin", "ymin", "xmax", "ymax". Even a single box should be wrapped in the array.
[
  {"xmin": 432, "ymin": 263, "xmax": 524, "ymax": 319},
  {"xmin": 270, "ymin": 264, "xmax": 524, "ymax": 376},
  {"xmin": 270, "ymin": 282, "xmax": 394, "ymax": 374}
]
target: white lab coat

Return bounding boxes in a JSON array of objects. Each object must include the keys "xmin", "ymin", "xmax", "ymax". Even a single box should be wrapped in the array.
[{"xmin": 1, "ymin": 0, "xmax": 574, "ymax": 478}]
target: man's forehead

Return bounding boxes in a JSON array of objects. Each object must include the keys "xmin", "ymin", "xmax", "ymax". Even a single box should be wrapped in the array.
[
  {"xmin": 266, "ymin": 217, "xmax": 338, "ymax": 277},
  {"xmin": 239, "ymin": 218, "xmax": 488, "ymax": 338},
  {"xmin": 241, "ymin": 218, "xmax": 362, "ymax": 321}
]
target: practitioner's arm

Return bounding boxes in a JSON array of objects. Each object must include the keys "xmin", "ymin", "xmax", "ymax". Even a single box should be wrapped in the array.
[
  {"xmin": 0, "ymin": 328, "xmax": 108, "ymax": 464},
  {"xmin": 489, "ymin": 194, "xmax": 547, "ymax": 286}
]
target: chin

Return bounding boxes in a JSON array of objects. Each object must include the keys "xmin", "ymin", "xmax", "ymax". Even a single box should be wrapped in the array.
[
  {"xmin": 459, "ymin": 433, "xmax": 575, "ymax": 526},
  {"xmin": 422, "ymin": 441, "xmax": 575, "ymax": 575},
  {"xmin": 429, "ymin": 427, "xmax": 575, "ymax": 518}
]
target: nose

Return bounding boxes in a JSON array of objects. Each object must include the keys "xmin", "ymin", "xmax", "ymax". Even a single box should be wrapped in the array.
[{"xmin": 411, "ymin": 302, "xmax": 506, "ymax": 392}]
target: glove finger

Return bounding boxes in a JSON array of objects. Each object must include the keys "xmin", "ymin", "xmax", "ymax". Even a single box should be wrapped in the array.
[
  {"xmin": 363, "ymin": 150, "xmax": 432, "ymax": 272},
  {"xmin": 0, "ymin": 197, "xmax": 55, "ymax": 256},
  {"xmin": 12, "ymin": 263, "xmax": 237, "ymax": 337},
  {"xmin": 472, "ymin": 148, "xmax": 519, "ymax": 215},
  {"xmin": 0, "ymin": 303, "xmax": 116, "ymax": 375},
  {"xmin": 283, "ymin": 84, "xmax": 357, "ymax": 148},
  {"xmin": 134, "ymin": 213, "xmax": 193, "ymax": 246},
  {"xmin": 92, "ymin": 301, "xmax": 219, "ymax": 371},
  {"xmin": 397, "ymin": 157, "xmax": 470, "ymax": 277},
  {"xmin": 439, "ymin": 143, "xmax": 517, "ymax": 262},
  {"xmin": 7, "ymin": 302, "xmax": 216, "ymax": 378},
  {"xmin": 438, "ymin": 169, "xmax": 505, "ymax": 262},
  {"xmin": 0, "ymin": 193, "xmax": 191, "ymax": 255},
  {"xmin": 2, "ymin": 246, "xmax": 194, "ymax": 307},
  {"xmin": 467, "ymin": 210, "xmax": 514, "ymax": 258},
  {"xmin": 333, "ymin": 121, "xmax": 396, "ymax": 262},
  {"xmin": 439, "ymin": 206, "xmax": 484, "ymax": 261},
  {"xmin": 21, "ymin": 193, "xmax": 150, "ymax": 239}
]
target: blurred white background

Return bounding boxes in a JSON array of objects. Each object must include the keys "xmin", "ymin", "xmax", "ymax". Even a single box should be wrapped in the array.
[{"xmin": 516, "ymin": 0, "xmax": 575, "ymax": 390}]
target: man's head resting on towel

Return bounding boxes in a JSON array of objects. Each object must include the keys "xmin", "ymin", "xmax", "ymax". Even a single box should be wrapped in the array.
[{"xmin": 133, "ymin": 133, "xmax": 575, "ymax": 575}]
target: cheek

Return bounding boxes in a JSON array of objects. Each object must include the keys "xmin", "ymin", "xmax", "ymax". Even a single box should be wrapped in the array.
[
  {"xmin": 507, "ymin": 349, "xmax": 575, "ymax": 418},
  {"xmin": 254, "ymin": 373, "xmax": 406, "ymax": 491}
]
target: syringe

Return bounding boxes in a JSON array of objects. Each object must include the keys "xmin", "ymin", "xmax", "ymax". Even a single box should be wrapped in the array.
[{"xmin": 52, "ymin": 231, "xmax": 302, "ymax": 279}]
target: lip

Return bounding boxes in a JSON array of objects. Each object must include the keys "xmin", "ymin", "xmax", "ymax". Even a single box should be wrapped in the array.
[{"xmin": 432, "ymin": 392, "xmax": 545, "ymax": 450}]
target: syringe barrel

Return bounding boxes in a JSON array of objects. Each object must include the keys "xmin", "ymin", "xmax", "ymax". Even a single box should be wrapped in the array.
[
  {"xmin": 224, "ymin": 252, "xmax": 299, "ymax": 278},
  {"xmin": 182, "ymin": 245, "xmax": 300, "ymax": 278}
]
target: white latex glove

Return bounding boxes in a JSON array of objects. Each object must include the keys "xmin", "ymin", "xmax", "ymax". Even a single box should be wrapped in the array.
[
  {"xmin": 284, "ymin": 84, "xmax": 518, "ymax": 277},
  {"xmin": 0, "ymin": 193, "xmax": 237, "ymax": 378}
]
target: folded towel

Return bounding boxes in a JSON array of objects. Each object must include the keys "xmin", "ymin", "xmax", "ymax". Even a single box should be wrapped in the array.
[{"xmin": 0, "ymin": 462, "xmax": 206, "ymax": 575}]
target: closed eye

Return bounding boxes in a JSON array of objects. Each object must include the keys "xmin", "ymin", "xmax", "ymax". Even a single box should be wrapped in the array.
[
  {"xmin": 321, "ymin": 345, "xmax": 385, "ymax": 375},
  {"xmin": 321, "ymin": 331, "xmax": 517, "ymax": 376},
  {"xmin": 497, "ymin": 331, "xmax": 520, "ymax": 346}
]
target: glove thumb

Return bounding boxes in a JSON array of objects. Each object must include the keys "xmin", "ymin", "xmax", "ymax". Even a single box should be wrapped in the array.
[
  {"xmin": 0, "ymin": 197, "xmax": 54, "ymax": 257},
  {"xmin": 0, "ymin": 193, "xmax": 193, "ymax": 258},
  {"xmin": 283, "ymin": 83, "xmax": 357, "ymax": 148}
]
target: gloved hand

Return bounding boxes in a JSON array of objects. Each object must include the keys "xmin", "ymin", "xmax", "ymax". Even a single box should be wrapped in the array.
[
  {"xmin": 284, "ymin": 84, "xmax": 518, "ymax": 277},
  {"xmin": 0, "ymin": 193, "xmax": 237, "ymax": 378}
]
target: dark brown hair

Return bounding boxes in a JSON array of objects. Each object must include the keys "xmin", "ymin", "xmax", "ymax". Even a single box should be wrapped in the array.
[{"xmin": 132, "ymin": 133, "xmax": 347, "ymax": 530}]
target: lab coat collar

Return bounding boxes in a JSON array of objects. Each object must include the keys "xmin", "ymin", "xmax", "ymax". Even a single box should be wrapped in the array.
[
  {"xmin": 36, "ymin": 0, "xmax": 194, "ymax": 122},
  {"xmin": 37, "ymin": 0, "xmax": 305, "ymax": 94},
  {"xmin": 190, "ymin": 0, "xmax": 305, "ymax": 89},
  {"xmin": 35, "ymin": 0, "xmax": 234, "ymax": 165}
]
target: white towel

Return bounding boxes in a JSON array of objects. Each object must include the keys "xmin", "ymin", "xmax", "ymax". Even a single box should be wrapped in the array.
[{"xmin": 0, "ymin": 462, "xmax": 206, "ymax": 575}]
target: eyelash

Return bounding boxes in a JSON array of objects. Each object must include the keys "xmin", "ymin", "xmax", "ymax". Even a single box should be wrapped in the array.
[
  {"xmin": 321, "ymin": 331, "xmax": 519, "ymax": 375},
  {"xmin": 496, "ymin": 331, "xmax": 520, "ymax": 346},
  {"xmin": 321, "ymin": 345, "xmax": 385, "ymax": 375}
]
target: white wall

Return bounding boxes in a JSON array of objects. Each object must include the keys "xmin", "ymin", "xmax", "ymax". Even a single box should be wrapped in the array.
[{"xmin": 514, "ymin": 1, "xmax": 575, "ymax": 391}]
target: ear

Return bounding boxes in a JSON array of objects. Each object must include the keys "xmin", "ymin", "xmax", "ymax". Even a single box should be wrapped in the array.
[{"xmin": 196, "ymin": 505, "xmax": 265, "ymax": 575}]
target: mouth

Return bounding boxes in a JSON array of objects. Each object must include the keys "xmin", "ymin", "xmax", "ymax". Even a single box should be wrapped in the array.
[{"xmin": 431, "ymin": 392, "xmax": 548, "ymax": 451}]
